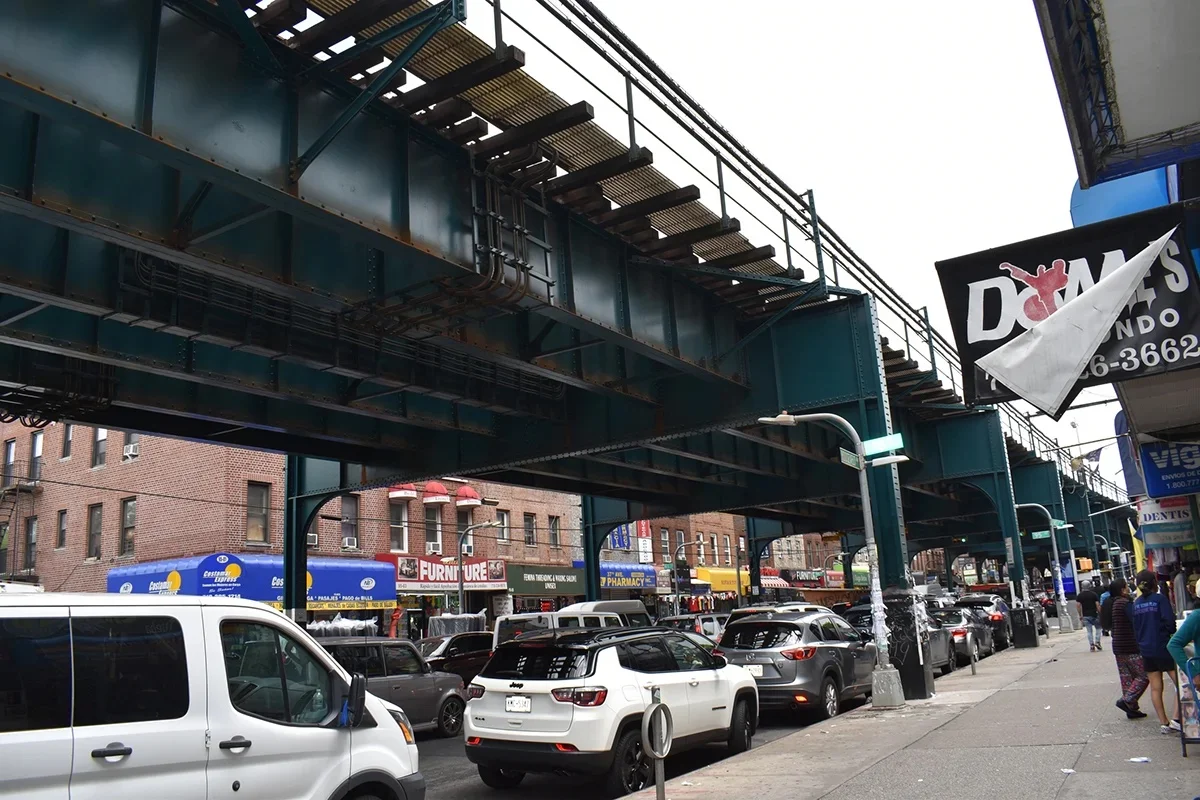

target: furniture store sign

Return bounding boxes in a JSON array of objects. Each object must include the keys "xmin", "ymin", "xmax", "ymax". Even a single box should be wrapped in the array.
[
  {"xmin": 375, "ymin": 554, "xmax": 508, "ymax": 592},
  {"xmin": 1137, "ymin": 495, "xmax": 1195, "ymax": 549}
]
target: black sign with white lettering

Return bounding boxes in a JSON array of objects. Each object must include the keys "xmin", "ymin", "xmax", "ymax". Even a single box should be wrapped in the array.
[{"xmin": 936, "ymin": 204, "xmax": 1200, "ymax": 406}]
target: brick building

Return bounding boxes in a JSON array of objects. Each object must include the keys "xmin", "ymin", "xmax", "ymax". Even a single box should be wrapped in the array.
[{"xmin": 0, "ymin": 421, "xmax": 769, "ymax": 614}]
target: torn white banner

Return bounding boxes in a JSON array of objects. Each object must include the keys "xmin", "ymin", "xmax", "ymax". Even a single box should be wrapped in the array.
[{"xmin": 976, "ymin": 227, "xmax": 1177, "ymax": 417}]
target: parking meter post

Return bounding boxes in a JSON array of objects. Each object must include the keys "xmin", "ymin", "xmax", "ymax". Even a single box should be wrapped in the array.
[
  {"xmin": 968, "ymin": 631, "xmax": 976, "ymax": 676},
  {"xmin": 641, "ymin": 686, "xmax": 671, "ymax": 800}
]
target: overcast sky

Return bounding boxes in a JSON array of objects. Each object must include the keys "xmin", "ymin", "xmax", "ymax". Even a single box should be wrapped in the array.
[{"xmin": 466, "ymin": 1, "xmax": 1127, "ymax": 492}]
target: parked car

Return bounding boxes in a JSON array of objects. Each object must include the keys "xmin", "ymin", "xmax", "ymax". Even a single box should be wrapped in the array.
[
  {"xmin": 727, "ymin": 603, "xmax": 830, "ymax": 625},
  {"xmin": 0, "ymin": 593, "xmax": 423, "ymax": 800},
  {"xmin": 716, "ymin": 611, "xmax": 875, "ymax": 719},
  {"xmin": 492, "ymin": 611, "xmax": 622, "ymax": 650},
  {"xmin": 930, "ymin": 607, "xmax": 995, "ymax": 664},
  {"xmin": 843, "ymin": 598, "xmax": 956, "ymax": 675},
  {"xmin": 658, "ymin": 612, "xmax": 729, "ymax": 639},
  {"xmin": 955, "ymin": 594, "xmax": 1014, "ymax": 650},
  {"xmin": 465, "ymin": 628, "xmax": 757, "ymax": 796},
  {"xmin": 323, "ymin": 636, "xmax": 466, "ymax": 737},
  {"xmin": 417, "ymin": 631, "xmax": 494, "ymax": 684},
  {"xmin": 557, "ymin": 600, "xmax": 654, "ymax": 627}
]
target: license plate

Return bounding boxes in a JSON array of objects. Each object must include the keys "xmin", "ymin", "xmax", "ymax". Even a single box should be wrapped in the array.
[
  {"xmin": 505, "ymin": 695, "xmax": 532, "ymax": 713},
  {"xmin": 744, "ymin": 664, "xmax": 763, "ymax": 677}
]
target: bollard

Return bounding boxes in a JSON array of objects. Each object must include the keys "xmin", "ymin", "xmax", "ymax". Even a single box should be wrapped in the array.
[
  {"xmin": 641, "ymin": 686, "xmax": 674, "ymax": 800},
  {"xmin": 967, "ymin": 631, "xmax": 977, "ymax": 675}
]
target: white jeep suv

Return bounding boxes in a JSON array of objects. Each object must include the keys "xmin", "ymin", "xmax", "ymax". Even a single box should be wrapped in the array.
[{"xmin": 464, "ymin": 627, "xmax": 758, "ymax": 796}]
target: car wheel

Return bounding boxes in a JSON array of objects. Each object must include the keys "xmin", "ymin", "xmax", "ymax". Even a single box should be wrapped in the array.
[
  {"xmin": 437, "ymin": 696, "xmax": 465, "ymax": 737},
  {"xmin": 605, "ymin": 729, "xmax": 652, "ymax": 797},
  {"xmin": 478, "ymin": 766, "xmax": 525, "ymax": 790},
  {"xmin": 727, "ymin": 699, "xmax": 752, "ymax": 754},
  {"xmin": 814, "ymin": 676, "xmax": 840, "ymax": 721},
  {"xmin": 940, "ymin": 648, "xmax": 955, "ymax": 676}
]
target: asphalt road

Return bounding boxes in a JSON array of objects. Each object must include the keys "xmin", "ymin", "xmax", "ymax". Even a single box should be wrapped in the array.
[{"xmin": 419, "ymin": 701, "xmax": 866, "ymax": 800}]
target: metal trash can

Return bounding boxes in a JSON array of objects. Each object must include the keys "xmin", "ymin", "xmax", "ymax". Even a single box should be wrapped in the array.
[{"xmin": 1012, "ymin": 607, "xmax": 1041, "ymax": 649}]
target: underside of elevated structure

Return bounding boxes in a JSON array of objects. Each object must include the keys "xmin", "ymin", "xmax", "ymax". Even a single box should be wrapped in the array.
[{"xmin": 0, "ymin": 0, "xmax": 1126, "ymax": 605}]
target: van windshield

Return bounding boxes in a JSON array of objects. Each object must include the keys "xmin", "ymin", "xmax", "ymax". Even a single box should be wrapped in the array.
[
  {"xmin": 624, "ymin": 613, "xmax": 653, "ymax": 627},
  {"xmin": 480, "ymin": 645, "xmax": 590, "ymax": 680},
  {"xmin": 496, "ymin": 616, "xmax": 551, "ymax": 646}
]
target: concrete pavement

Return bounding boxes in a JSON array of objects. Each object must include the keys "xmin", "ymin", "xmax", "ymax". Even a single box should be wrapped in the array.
[{"xmin": 632, "ymin": 631, "xmax": 1200, "ymax": 800}]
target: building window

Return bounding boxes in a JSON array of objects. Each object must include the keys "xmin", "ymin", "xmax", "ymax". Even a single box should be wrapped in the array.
[
  {"xmin": 22, "ymin": 516, "xmax": 36, "ymax": 570},
  {"xmin": 739, "ymin": 536, "xmax": 746, "ymax": 553},
  {"xmin": 675, "ymin": 530, "xmax": 685, "ymax": 559},
  {"xmin": 245, "ymin": 482, "xmax": 269, "ymax": 543},
  {"xmin": 341, "ymin": 495, "xmax": 359, "ymax": 546},
  {"xmin": 696, "ymin": 532, "xmax": 705, "ymax": 566},
  {"xmin": 660, "ymin": 528, "xmax": 669, "ymax": 563},
  {"xmin": 710, "ymin": 533, "xmax": 718, "ymax": 564},
  {"xmin": 29, "ymin": 431, "xmax": 42, "ymax": 479},
  {"xmin": 61, "ymin": 423, "xmax": 72, "ymax": 458},
  {"xmin": 425, "ymin": 506, "xmax": 442, "ymax": 549},
  {"xmin": 389, "ymin": 502, "xmax": 408, "ymax": 552},
  {"xmin": 92, "ymin": 428, "xmax": 107, "ymax": 468},
  {"xmin": 548, "ymin": 515, "xmax": 561, "ymax": 548},
  {"xmin": 496, "ymin": 510, "xmax": 510, "ymax": 542},
  {"xmin": 457, "ymin": 508, "xmax": 472, "ymax": 551},
  {"xmin": 524, "ymin": 513, "xmax": 536, "ymax": 546},
  {"xmin": 724, "ymin": 534, "xmax": 732, "ymax": 565},
  {"xmin": 123, "ymin": 431, "xmax": 140, "ymax": 461},
  {"xmin": 86, "ymin": 504, "xmax": 102, "ymax": 559},
  {"xmin": 3, "ymin": 439, "xmax": 14, "ymax": 487},
  {"xmin": 56, "ymin": 510, "xmax": 67, "ymax": 549},
  {"xmin": 119, "ymin": 498, "xmax": 136, "ymax": 556}
]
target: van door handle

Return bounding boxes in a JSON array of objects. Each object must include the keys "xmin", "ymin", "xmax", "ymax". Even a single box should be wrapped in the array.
[
  {"xmin": 688, "ymin": 679, "xmax": 699, "ymax": 687},
  {"xmin": 91, "ymin": 744, "xmax": 133, "ymax": 759},
  {"xmin": 219, "ymin": 737, "xmax": 252, "ymax": 750}
]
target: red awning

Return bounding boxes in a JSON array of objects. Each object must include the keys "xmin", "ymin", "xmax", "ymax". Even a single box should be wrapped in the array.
[
  {"xmin": 455, "ymin": 485, "xmax": 482, "ymax": 508},
  {"xmin": 422, "ymin": 481, "xmax": 451, "ymax": 504},
  {"xmin": 760, "ymin": 575, "xmax": 790, "ymax": 589},
  {"xmin": 388, "ymin": 483, "xmax": 417, "ymax": 500}
]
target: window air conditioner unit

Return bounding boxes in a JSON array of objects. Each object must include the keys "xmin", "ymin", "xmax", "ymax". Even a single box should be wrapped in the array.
[
  {"xmin": 122, "ymin": 443, "xmax": 139, "ymax": 459},
  {"xmin": 426, "ymin": 542, "xmax": 442, "ymax": 555},
  {"xmin": 306, "ymin": 532, "xmax": 319, "ymax": 547},
  {"xmin": 462, "ymin": 544, "xmax": 474, "ymax": 557},
  {"xmin": 341, "ymin": 536, "xmax": 358, "ymax": 550}
]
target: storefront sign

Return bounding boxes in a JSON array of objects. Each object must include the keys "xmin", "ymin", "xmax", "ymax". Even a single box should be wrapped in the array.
[
  {"xmin": 1137, "ymin": 495, "xmax": 1196, "ymax": 548},
  {"xmin": 936, "ymin": 205, "xmax": 1200, "ymax": 406},
  {"xmin": 1139, "ymin": 440, "xmax": 1200, "ymax": 498},
  {"xmin": 608, "ymin": 525, "xmax": 632, "ymax": 551},
  {"xmin": 637, "ymin": 537, "xmax": 654, "ymax": 564},
  {"xmin": 506, "ymin": 564, "xmax": 585, "ymax": 595},
  {"xmin": 695, "ymin": 567, "xmax": 748, "ymax": 593},
  {"xmin": 375, "ymin": 554, "xmax": 508, "ymax": 592},
  {"xmin": 600, "ymin": 562, "xmax": 657, "ymax": 589}
]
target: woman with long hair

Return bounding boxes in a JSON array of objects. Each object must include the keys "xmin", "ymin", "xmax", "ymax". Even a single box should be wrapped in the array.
[
  {"xmin": 1129, "ymin": 570, "xmax": 1180, "ymax": 733},
  {"xmin": 1108, "ymin": 579, "xmax": 1148, "ymax": 718}
]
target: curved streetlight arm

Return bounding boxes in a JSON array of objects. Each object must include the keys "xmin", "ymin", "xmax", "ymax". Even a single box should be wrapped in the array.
[
  {"xmin": 457, "ymin": 520, "xmax": 503, "ymax": 613},
  {"xmin": 1015, "ymin": 503, "xmax": 1071, "ymax": 626}
]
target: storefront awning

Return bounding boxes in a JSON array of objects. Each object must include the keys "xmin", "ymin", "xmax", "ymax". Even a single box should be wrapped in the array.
[
  {"xmin": 455, "ymin": 485, "xmax": 482, "ymax": 508},
  {"xmin": 389, "ymin": 483, "xmax": 417, "ymax": 499},
  {"xmin": 760, "ymin": 575, "xmax": 790, "ymax": 590},
  {"xmin": 107, "ymin": 552, "xmax": 396, "ymax": 610},
  {"xmin": 695, "ymin": 567, "xmax": 749, "ymax": 593},
  {"xmin": 422, "ymin": 481, "xmax": 451, "ymax": 504},
  {"xmin": 599, "ymin": 561, "xmax": 657, "ymax": 590}
]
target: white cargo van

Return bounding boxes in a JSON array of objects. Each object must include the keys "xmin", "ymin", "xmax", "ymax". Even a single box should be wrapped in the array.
[
  {"xmin": 557, "ymin": 599, "xmax": 653, "ymax": 627},
  {"xmin": 0, "ymin": 593, "xmax": 425, "ymax": 800},
  {"xmin": 491, "ymin": 610, "xmax": 622, "ymax": 650}
]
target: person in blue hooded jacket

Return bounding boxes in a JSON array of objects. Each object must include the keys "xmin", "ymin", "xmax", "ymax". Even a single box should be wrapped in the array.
[{"xmin": 1129, "ymin": 570, "xmax": 1180, "ymax": 734}]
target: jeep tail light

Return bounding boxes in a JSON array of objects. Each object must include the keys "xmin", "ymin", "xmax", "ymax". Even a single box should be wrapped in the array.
[
  {"xmin": 467, "ymin": 684, "xmax": 486, "ymax": 700},
  {"xmin": 989, "ymin": 613, "xmax": 1003, "ymax": 622},
  {"xmin": 779, "ymin": 646, "xmax": 817, "ymax": 661},
  {"xmin": 951, "ymin": 628, "xmax": 967, "ymax": 641},
  {"xmin": 551, "ymin": 687, "xmax": 609, "ymax": 706}
]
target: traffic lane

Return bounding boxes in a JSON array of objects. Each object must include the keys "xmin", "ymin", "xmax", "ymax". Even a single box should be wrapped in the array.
[{"xmin": 420, "ymin": 705, "xmax": 863, "ymax": 800}]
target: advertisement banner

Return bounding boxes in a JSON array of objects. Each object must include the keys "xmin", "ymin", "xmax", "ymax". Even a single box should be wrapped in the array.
[
  {"xmin": 935, "ymin": 205, "xmax": 1200, "ymax": 406},
  {"xmin": 608, "ymin": 524, "xmax": 632, "ymax": 551},
  {"xmin": 1115, "ymin": 410, "xmax": 1148, "ymax": 497},
  {"xmin": 375, "ymin": 554, "xmax": 508, "ymax": 593},
  {"xmin": 636, "ymin": 537, "xmax": 654, "ymax": 564},
  {"xmin": 1136, "ymin": 495, "xmax": 1196, "ymax": 548},
  {"xmin": 1138, "ymin": 440, "xmax": 1200, "ymax": 498},
  {"xmin": 506, "ymin": 564, "xmax": 585, "ymax": 595}
]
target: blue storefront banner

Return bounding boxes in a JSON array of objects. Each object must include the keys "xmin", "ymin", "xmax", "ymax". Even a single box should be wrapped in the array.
[
  {"xmin": 1138, "ymin": 440, "xmax": 1200, "ymax": 498},
  {"xmin": 107, "ymin": 552, "xmax": 396, "ymax": 610},
  {"xmin": 598, "ymin": 561, "xmax": 657, "ymax": 590},
  {"xmin": 1114, "ymin": 411, "xmax": 1148, "ymax": 498},
  {"xmin": 608, "ymin": 525, "xmax": 632, "ymax": 551}
]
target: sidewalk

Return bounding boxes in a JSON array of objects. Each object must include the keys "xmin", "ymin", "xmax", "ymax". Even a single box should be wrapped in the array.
[{"xmin": 634, "ymin": 631, "xmax": 1200, "ymax": 800}]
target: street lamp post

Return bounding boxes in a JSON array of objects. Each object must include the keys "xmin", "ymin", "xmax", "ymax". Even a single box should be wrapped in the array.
[
  {"xmin": 1015, "ymin": 503, "xmax": 1073, "ymax": 631},
  {"xmin": 457, "ymin": 520, "xmax": 503, "ymax": 614},
  {"xmin": 758, "ymin": 412, "xmax": 908, "ymax": 708},
  {"xmin": 671, "ymin": 541, "xmax": 694, "ymax": 617},
  {"xmin": 822, "ymin": 551, "xmax": 847, "ymax": 586}
]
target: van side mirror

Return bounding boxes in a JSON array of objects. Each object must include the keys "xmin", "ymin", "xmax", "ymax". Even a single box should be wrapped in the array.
[
  {"xmin": 710, "ymin": 655, "xmax": 727, "ymax": 669},
  {"xmin": 347, "ymin": 673, "xmax": 367, "ymax": 727}
]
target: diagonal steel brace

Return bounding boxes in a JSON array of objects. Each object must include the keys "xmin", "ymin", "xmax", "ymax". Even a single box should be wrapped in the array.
[{"xmin": 716, "ymin": 280, "xmax": 829, "ymax": 364}]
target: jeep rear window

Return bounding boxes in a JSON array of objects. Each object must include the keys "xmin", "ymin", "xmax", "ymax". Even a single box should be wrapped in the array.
[
  {"xmin": 481, "ymin": 646, "xmax": 590, "ymax": 680},
  {"xmin": 496, "ymin": 616, "xmax": 551, "ymax": 646},
  {"xmin": 719, "ymin": 621, "xmax": 803, "ymax": 649}
]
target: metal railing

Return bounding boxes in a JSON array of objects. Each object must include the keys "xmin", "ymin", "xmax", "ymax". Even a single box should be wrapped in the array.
[{"xmin": 479, "ymin": 1, "xmax": 1126, "ymax": 503}]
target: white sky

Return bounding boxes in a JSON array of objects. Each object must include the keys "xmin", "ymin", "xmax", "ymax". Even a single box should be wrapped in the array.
[{"xmin": 461, "ymin": 1, "xmax": 1127, "ymax": 492}]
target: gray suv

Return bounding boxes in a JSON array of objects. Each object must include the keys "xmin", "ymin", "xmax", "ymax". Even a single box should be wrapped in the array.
[
  {"xmin": 322, "ymin": 636, "xmax": 466, "ymax": 736},
  {"xmin": 716, "ymin": 611, "xmax": 875, "ymax": 720}
]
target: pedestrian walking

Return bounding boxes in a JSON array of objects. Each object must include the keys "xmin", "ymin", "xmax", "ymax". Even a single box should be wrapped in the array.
[
  {"xmin": 1100, "ymin": 583, "xmax": 1113, "ymax": 638},
  {"xmin": 1077, "ymin": 580, "xmax": 1102, "ymax": 651},
  {"xmin": 1109, "ymin": 579, "xmax": 1148, "ymax": 719},
  {"xmin": 1130, "ymin": 570, "xmax": 1181, "ymax": 734}
]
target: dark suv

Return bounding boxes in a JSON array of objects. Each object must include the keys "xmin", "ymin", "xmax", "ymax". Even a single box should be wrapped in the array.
[{"xmin": 954, "ymin": 594, "xmax": 1013, "ymax": 650}]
